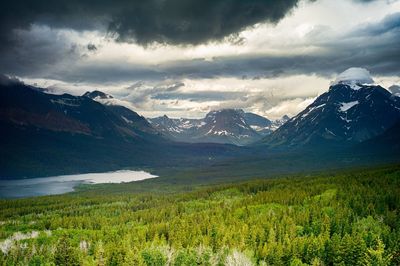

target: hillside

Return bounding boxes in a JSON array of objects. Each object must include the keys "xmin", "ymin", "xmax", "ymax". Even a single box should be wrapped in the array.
[{"xmin": 1, "ymin": 165, "xmax": 399, "ymax": 265}]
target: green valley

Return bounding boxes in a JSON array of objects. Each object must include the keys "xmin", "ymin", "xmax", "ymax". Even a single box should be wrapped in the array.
[{"xmin": 1, "ymin": 165, "xmax": 399, "ymax": 265}]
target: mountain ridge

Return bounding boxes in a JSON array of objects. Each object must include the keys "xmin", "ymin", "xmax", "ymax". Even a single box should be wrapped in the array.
[
  {"xmin": 0, "ymin": 79, "xmax": 251, "ymax": 178},
  {"xmin": 149, "ymin": 109, "xmax": 288, "ymax": 145}
]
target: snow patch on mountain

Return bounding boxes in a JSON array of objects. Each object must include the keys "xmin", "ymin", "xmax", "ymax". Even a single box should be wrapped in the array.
[
  {"xmin": 121, "ymin": 116, "xmax": 133, "ymax": 124},
  {"xmin": 332, "ymin": 68, "xmax": 374, "ymax": 90},
  {"xmin": 250, "ymin": 125, "xmax": 262, "ymax": 131},
  {"xmin": 50, "ymin": 98, "xmax": 81, "ymax": 107},
  {"xmin": 340, "ymin": 101, "xmax": 359, "ymax": 112},
  {"xmin": 301, "ymin": 103, "xmax": 326, "ymax": 118}
]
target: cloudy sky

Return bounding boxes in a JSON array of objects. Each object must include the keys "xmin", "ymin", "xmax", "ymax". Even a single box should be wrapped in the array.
[{"xmin": 1, "ymin": 0, "xmax": 399, "ymax": 119}]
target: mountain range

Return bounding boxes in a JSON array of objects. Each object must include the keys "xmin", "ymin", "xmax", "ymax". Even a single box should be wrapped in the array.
[
  {"xmin": 149, "ymin": 110, "xmax": 288, "ymax": 145},
  {"xmin": 83, "ymin": 88, "xmax": 288, "ymax": 145},
  {"xmin": 0, "ymin": 77, "xmax": 246, "ymax": 178},
  {"xmin": 1, "ymin": 67, "xmax": 400, "ymax": 178}
]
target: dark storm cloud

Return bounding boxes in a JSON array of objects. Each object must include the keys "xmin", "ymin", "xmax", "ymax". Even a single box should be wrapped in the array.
[
  {"xmin": 0, "ymin": 0, "xmax": 311, "ymax": 79},
  {"xmin": 0, "ymin": 0, "xmax": 303, "ymax": 48},
  {"xmin": 28, "ymin": 35, "xmax": 399, "ymax": 84},
  {"xmin": 51, "ymin": 33, "xmax": 400, "ymax": 83},
  {"xmin": 0, "ymin": 3, "xmax": 398, "ymax": 84},
  {"xmin": 0, "ymin": 26, "xmax": 83, "ymax": 77},
  {"xmin": 350, "ymin": 12, "xmax": 400, "ymax": 36}
]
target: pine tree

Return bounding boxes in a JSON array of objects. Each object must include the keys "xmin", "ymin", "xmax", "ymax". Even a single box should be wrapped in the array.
[
  {"xmin": 54, "ymin": 234, "xmax": 80, "ymax": 266},
  {"xmin": 363, "ymin": 238, "xmax": 392, "ymax": 266}
]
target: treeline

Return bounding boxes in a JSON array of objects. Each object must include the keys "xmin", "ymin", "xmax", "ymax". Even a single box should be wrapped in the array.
[{"xmin": 0, "ymin": 166, "xmax": 399, "ymax": 265}]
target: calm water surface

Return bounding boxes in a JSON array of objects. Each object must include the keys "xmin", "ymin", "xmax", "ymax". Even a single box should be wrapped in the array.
[{"xmin": 0, "ymin": 170, "xmax": 157, "ymax": 198}]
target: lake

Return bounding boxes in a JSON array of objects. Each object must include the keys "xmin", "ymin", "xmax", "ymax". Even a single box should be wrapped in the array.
[{"xmin": 0, "ymin": 170, "xmax": 158, "ymax": 198}]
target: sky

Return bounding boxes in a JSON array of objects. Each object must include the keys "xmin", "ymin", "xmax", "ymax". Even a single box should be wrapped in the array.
[{"xmin": 1, "ymin": 0, "xmax": 399, "ymax": 119}]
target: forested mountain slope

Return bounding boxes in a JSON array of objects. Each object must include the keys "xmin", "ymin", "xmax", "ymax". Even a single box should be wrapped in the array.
[{"xmin": 0, "ymin": 165, "xmax": 399, "ymax": 265}]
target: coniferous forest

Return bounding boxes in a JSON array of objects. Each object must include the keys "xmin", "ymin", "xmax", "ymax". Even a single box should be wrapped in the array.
[{"xmin": 1, "ymin": 165, "xmax": 399, "ymax": 265}]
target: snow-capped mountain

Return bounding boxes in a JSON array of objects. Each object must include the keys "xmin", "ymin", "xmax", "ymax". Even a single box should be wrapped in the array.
[
  {"xmin": 149, "ymin": 115, "xmax": 205, "ymax": 141},
  {"xmin": 149, "ymin": 109, "xmax": 287, "ymax": 145},
  {"xmin": 81, "ymin": 91, "xmax": 289, "ymax": 145},
  {"xmin": 194, "ymin": 109, "xmax": 261, "ymax": 145},
  {"xmin": 263, "ymin": 68, "xmax": 400, "ymax": 147},
  {"xmin": 332, "ymin": 67, "xmax": 374, "ymax": 89}
]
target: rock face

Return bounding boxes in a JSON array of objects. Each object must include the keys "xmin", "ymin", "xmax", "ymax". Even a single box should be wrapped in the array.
[
  {"xmin": 263, "ymin": 68, "xmax": 400, "ymax": 147},
  {"xmin": 149, "ymin": 109, "xmax": 288, "ymax": 145}
]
